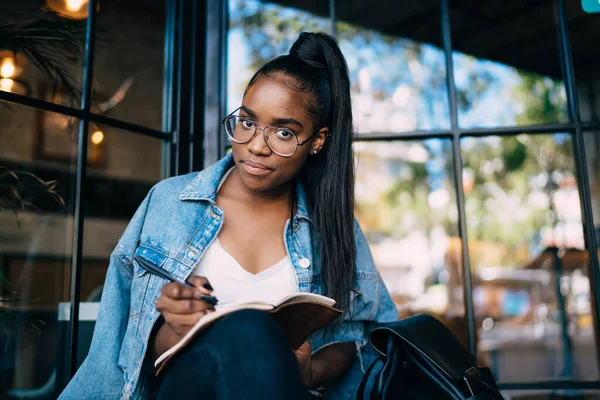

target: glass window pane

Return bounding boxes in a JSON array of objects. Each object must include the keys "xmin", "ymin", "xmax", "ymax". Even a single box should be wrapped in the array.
[
  {"xmin": 74, "ymin": 127, "xmax": 163, "ymax": 388},
  {"xmin": 568, "ymin": 3, "xmax": 600, "ymax": 123},
  {"xmin": 585, "ymin": 132, "xmax": 600, "ymax": 225},
  {"xmin": 354, "ymin": 140, "xmax": 466, "ymax": 345},
  {"xmin": 227, "ymin": 0, "xmax": 332, "ymax": 114},
  {"xmin": 0, "ymin": 100, "xmax": 77, "ymax": 398},
  {"xmin": 451, "ymin": 3, "xmax": 568, "ymax": 128},
  {"xmin": 462, "ymin": 133, "xmax": 598, "ymax": 381},
  {"xmin": 0, "ymin": 2, "xmax": 84, "ymax": 105},
  {"xmin": 85, "ymin": 124, "xmax": 163, "ymax": 183},
  {"xmin": 336, "ymin": 0, "xmax": 450, "ymax": 133},
  {"xmin": 93, "ymin": 1, "xmax": 166, "ymax": 130},
  {"xmin": 585, "ymin": 129, "xmax": 600, "ymax": 354}
]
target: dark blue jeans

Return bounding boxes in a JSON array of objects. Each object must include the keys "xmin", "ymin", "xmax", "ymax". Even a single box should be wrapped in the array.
[{"xmin": 156, "ymin": 309, "xmax": 311, "ymax": 400}]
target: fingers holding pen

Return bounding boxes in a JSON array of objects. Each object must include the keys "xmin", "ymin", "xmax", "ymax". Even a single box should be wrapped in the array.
[
  {"xmin": 156, "ymin": 293, "xmax": 214, "ymax": 314},
  {"xmin": 160, "ymin": 276, "xmax": 213, "ymax": 301},
  {"xmin": 187, "ymin": 275, "xmax": 214, "ymax": 294},
  {"xmin": 156, "ymin": 277, "xmax": 216, "ymax": 339},
  {"xmin": 156, "ymin": 276, "xmax": 216, "ymax": 315}
]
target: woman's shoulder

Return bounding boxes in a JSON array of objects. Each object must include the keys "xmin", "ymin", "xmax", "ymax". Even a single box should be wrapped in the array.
[{"xmin": 151, "ymin": 171, "xmax": 200, "ymax": 198}]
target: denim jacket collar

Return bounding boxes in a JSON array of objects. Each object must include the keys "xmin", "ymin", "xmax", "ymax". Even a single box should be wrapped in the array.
[{"xmin": 178, "ymin": 153, "xmax": 311, "ymax": 222}]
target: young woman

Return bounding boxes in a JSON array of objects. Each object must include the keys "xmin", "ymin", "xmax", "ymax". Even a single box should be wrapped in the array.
[{"xmin": 60, "ymin": 32, "xmax": 396, "ymax": 400}]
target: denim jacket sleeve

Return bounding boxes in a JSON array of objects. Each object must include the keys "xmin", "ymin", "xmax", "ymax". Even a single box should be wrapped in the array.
[
  {"xmin": 308, "ymin": 220, "xmax": 397, "ymax": 399},
  {"xmin": 59, "ymin": 189, "xmax": 153, "ymax": 400}
]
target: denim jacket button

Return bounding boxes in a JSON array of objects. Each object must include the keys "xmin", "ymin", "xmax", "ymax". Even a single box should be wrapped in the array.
[{"xmin": 299, "ymin": 258, "xmax": 310, "ymax": 269}]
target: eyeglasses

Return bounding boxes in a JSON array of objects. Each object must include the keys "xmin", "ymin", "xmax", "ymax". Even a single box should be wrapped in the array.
[{"xmin": 222, "ymin": 107, "xmax": 317, "ymax": 157}]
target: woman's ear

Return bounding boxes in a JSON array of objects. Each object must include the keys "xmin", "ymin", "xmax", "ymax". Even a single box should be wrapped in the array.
[{"xmin": 310, "ymin": 127, "xmax": 329, "ymax": 154}]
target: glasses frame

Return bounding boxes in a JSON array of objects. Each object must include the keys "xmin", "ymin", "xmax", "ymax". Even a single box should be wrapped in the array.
[{"xmin": 221, "ymin": 107, "xmax": 319, "ymax": 157}]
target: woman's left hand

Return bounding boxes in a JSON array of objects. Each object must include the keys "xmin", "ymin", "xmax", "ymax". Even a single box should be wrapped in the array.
[{"xmin": 294, "ymin": 341, "xmax": 314, "ymax": 387}]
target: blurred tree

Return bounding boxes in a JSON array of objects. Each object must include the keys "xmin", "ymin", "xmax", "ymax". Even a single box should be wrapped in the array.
[{"xmin": 461, "ymin": 72, "xmax": 572, "ymax": 268}]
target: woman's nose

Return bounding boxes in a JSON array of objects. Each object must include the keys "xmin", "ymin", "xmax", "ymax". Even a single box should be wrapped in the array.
[{"xmin": 246, "ymin": 128, "xmax": 271, "ymax": 156}]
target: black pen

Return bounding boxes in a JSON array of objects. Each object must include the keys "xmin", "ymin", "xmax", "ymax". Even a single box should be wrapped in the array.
[{"xmin": 134, "ymin": 256, "xmax": 218, "ymax": 306}]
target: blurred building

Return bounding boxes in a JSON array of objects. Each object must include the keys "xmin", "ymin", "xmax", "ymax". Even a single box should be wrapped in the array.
[{"xmin": 0, "ymin": 0, "xmax": 599, "ymax": 399}]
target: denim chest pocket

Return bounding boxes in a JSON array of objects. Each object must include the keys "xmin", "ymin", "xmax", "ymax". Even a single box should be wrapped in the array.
[
  {"xmin": 117, "ymin": 245, "xmax": 176, "ymax": 372},
  {"xmin": 347, "ymin": 272, "xmax": 381, "ymax": 321}
]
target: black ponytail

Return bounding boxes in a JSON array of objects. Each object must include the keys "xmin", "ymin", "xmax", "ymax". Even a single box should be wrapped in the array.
[{"xmin": 247, "ymin": 32, "xmax": 356, "ymax": 316}]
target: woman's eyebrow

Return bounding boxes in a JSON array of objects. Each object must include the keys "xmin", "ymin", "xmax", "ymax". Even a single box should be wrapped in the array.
[
  {"xmin": 272, "ymin": 117, "xmax": 303, "ymax": 129},
  {"xmin": 239, "ymin": 106, "xmax": 257, "ymax": 119},
  {"xmin": 240, "ymin": 106, "xmax": 304, "ymax": 129}
]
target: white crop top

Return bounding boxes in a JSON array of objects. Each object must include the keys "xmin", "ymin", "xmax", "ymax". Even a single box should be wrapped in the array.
[{"xmin": 191, "ymin": 167, "xmax": 298, "ymax": 308}]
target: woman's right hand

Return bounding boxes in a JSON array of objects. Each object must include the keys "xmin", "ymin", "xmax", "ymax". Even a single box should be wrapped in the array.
[{"xmin": 152, "ymin": 276, "xmax": 215, "ymax": 357}]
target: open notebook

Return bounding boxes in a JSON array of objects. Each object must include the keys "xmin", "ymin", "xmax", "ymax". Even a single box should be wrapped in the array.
[{"xmin": 155, "ymin": 292, "xmax": 342, "ymax": 374}]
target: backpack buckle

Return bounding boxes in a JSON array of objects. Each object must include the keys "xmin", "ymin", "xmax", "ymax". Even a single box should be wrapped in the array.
[{"xmin": 463, "ymin": 367, "xmax": 484, "ymax": 396}]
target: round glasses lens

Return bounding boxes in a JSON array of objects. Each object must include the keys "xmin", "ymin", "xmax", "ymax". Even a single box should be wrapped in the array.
[
  {"xmin": 265, "ymin": 127, "xmax": 297, "ymax": 156},
  {"xmin": 226, "ymin": 116, "xmax": 256, "ymax": 143}
]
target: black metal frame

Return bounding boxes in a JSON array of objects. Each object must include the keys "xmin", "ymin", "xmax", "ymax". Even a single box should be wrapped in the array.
[
  {"xmin": 1, "ymin": 0, "xmax": 599, "ymax": 394},
  {"xmin": 203, "ymin": 0, "xmax": 228, "ymax": 169},
  {"xmin": 66, "ymin": 0, "xmax": 97, "ymax": 378},
  {"xmin": 270, "ymin": 2, "xmax": 600, "ymax": 389},
  {"xmin": 327, "ymin": 0, "xmax": 600, "ymax": 392},
  {"xmin": 0, "ymin": 0, "xmax": 207, "ymax": 383}
]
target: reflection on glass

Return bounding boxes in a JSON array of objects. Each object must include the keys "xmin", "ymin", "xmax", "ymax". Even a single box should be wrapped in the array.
[
  {"xmin": 76, "ymin": 127, "xmax": 163, "ymax": 388},
  {"xmin": 227, "ymin": 0, "xmax": 332, "ymax": 113},
  {"xmin": 354, "ymin": 140, "xmax": 466, "ymax": 345},
  {"xmin": 451, "ymin": 3, "xmax": 567, "ymax": 128},
  {"xmin": 85, "ymin": 125, "xmax": 163, "ymax": 183},
  {"xmin": 94, "ymin": 1, "xmax": 166, "ymax": 130},
  {"xmin": 46, "ymin": 0, "xmax": 92, "ymax": 20},
  {"xmin": 0, "ymin": 101, "xmax": 77, "ymax": 398},
  {"xmin": 336, "ymin": 7, "xmax": 450, "ymax": 133},
  {"xmin": 0, "ymin": 2, "xmax": 84, "ymax": 104},
  {"xmin": 461, "ymin": 134, "xmax": 597, "ymax": 381},
  {"xmin": 585, "ymin": 133, "xmax": 600, "ymax": 225},
  {"xmin": 567, "ymin": 3, "xmax": 600, "ymax": 123}
]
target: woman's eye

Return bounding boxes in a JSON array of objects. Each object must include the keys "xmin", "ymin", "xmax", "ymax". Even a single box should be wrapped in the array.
[
  {"xmin": 241, "ymin": 119, "xmax": 255, "ymax": 129},
  {"xmin": 275, "ymin": 129, "xmax": 294, "ymax": 140}
]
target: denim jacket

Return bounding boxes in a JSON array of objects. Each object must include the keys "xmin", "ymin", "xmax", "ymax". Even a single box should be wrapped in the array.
[{"xmin": 60, "ymin": 154, "xmax": 397, "ymax": 400}]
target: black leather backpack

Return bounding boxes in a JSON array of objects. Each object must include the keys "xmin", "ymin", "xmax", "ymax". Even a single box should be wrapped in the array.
[{"xmin": 358, "ymin": 314, "xmax": 505, "ymax": 400}]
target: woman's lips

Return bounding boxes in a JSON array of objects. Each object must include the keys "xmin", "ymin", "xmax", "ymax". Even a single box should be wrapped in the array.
[{"xmin": 242, "ymin": 160, "xmax": 272, "ymax": 176}]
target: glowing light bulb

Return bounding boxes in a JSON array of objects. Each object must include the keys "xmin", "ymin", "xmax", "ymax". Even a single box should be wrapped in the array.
[
  {"xmin": 0, "ymin": 78, "xmax": 14, "ymax": 92},
  {"xmin": 1, "ymin": 60, "xmax": 15, "ymax": 78},
  {"xmin": 66, "ymin": 0, "xmax": 85, "ymax": 11},
  {"xmin": 91, "ymin": 130, "xmax": 104, "ymax": 145}
]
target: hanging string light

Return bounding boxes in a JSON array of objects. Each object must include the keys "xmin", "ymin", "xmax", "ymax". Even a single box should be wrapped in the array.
[
  {"xmin": 0, "ymin": 51, "xmax": 28, "ymax": 95},
  {"xmin": 45, "ymin": 0, "xmax": 99, "ymax": 20}
]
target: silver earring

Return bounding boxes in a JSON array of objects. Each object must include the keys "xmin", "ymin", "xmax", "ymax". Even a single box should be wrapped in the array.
[{"xmin": 312, "ymin": 151, "xmax": 318, "ymax": 155}]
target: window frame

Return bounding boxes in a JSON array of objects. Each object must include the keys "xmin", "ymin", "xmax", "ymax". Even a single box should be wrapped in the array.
[
  {"xmin": 222, "ymin": 0, "xmax": 600, "ymax": 391},
  {"xmin": 0, "ymin": 0, "xmax": 212, "ymax": 381}
]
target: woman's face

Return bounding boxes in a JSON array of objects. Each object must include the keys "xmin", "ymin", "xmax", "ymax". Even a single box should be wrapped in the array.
[{"xmin": 231, "ymin": 75, "xmax": 327, "ymax": 193}]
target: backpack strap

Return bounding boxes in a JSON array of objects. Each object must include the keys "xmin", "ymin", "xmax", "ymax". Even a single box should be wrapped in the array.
[{"xmin": 357, "ymin": 356, "xmax": 383, "ymax": 400}]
